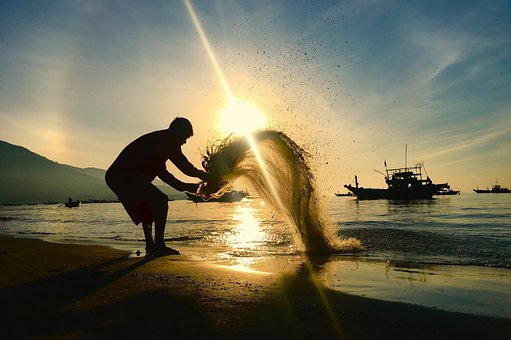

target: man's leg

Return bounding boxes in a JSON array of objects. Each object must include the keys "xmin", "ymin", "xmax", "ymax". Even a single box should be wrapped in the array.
[
  {"xmin": 153, "ymin": 200, "xmax": 168, "ymax": 249},
  {"xmin": 142, "ymin": 222, "xmax": 154, "ymax": 255},
  {"xmin": 151, "ymin": 187, "xmax": 179, "ymax": 256},
  {"xmin": 151, "ymin": 189, "xmax": 180, "ymax": 256}
]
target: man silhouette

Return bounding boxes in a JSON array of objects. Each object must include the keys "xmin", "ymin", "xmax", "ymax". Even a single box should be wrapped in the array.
[{"xmin": 106, "ymin": 117, "xmax": 208, "ymax": 256}]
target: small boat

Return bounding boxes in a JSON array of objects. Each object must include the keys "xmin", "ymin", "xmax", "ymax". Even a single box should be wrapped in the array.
[
  {"xmin": 334, "ymin": 192, "xmax": 353, "ymax": 197},
  {"xmin": 64, "ymin": 200, "xmax": 81, "ymax": 208},
  {"xmin": 436, "ymin": 189, "xmax": 460, "ymax": 195},
  {"xmin": 344, "ymin": 165, "xmax": 450, "ymax": 200},
  {"xmin": 185, "ymin": 190, "xmax": 248, "ymax": 203},
  {"xmin": 473, "ymin": 184, "xmax": 511, "ymax": 193}
]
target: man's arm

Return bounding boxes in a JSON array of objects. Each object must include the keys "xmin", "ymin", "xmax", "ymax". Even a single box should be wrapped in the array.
[
  {"xmin": 170, "ymin": 149, "xmax": 208, "ymax": 181},
  {"xmin": 158, "ymin": 168, "xmax": 200, "ymax": 193}
]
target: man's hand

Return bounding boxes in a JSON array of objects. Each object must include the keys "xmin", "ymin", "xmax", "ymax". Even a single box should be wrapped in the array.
[
  {"xmin": 184, "ymin": 183, "xmax": 200, "ymax": 193},
  {"xmin": 198, "ymin": 170, "xmax": 210, "ymax": 183}
]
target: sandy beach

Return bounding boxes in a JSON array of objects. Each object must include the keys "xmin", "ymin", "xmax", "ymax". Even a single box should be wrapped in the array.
[{"xmin": 0, "ymin": 236, "xmax": 509, "ymax": 340}]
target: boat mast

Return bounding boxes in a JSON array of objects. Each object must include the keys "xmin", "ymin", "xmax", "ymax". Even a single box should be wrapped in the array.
[{"xmin": 405, "ymin": 144, "xmax": 408, "ymax": 171}]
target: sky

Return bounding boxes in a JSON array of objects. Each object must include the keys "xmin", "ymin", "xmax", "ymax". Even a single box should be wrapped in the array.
[{"xmin": 1, "ymin": 0, "xmax": 510, "ymax": 193}]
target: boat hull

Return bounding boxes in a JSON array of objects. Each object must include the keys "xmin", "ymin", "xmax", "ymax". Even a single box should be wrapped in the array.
[
  {"xmin": 64, "ymin": 201, "xmax": 80, "ymax": 208},
  {"xmin": 436, "ymin": 189, "xmax": 460, "ymax": 195},
  {"xmin": 344, "ymin": 184, "xmax": 445, "ymax": 200},
  {"xmin": 473, "ymin": 189, "xmax": 511, "ymax": 193},
  {"xmin": 343, "ymin": 162, "xmax": 451, "ymax": 200}
]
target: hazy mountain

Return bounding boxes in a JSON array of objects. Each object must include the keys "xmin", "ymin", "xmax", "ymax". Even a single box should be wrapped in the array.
[{"xmin": 0, "ymin": 140, "xmax": 185, "ymax": 204}]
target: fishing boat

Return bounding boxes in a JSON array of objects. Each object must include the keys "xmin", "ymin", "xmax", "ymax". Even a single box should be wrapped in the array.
[
  {"xmin": 334, "ymin": 192, "xmax": 353, "ymax": 197},
  {"xmin": 436, "ymin": 188, "xmax": 460, "ymax": 195},
  {"xmin": 185, "ymin": 190, "xmax": 248, "ymax": 203},
  {"xmin": 64, "ymin": 200, "xmax": 81, "ymax": 208},
  {"xmin": 344, "ymin": 165, "xmax": 450, "ymax": 200},
  {"xmin": 473, "ymin": 184, "xmax": 511, "ymax": 193}
]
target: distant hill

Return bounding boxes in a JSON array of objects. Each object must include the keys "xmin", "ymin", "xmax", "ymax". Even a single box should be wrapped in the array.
[{"xmin": 0, "ymin": 140, "xmax": 185, "ymax": 204}]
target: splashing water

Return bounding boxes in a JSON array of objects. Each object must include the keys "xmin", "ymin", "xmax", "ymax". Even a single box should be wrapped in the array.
[{"xmin": 199, "ymin": 130, "xmax": 362, "ymax": 254}]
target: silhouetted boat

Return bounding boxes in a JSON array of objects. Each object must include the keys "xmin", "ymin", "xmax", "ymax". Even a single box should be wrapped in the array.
[
  {"xmin": 344, "ymin": 164, "xmax": 450, "ymax": 200},
  {"xmin": 473, "ymin": 184, "xmax": 510, "ymax": 193},
  {"xmin": 436, "ymin": 189, "xmax": 460, "ymax": 195},
  {"xmin": 185, "ymin": 190, "xmax": 248, "ymax": 203},
  {"xmin": 335, "ymin": 192, "xmax": 353, "ymax": 197},
  {"xmin": 64, "ymin": 200, "xmax": 81, "ymax": 208}
]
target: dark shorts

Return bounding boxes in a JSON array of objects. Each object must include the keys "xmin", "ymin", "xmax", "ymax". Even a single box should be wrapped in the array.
[{"xmin": 105, "ymin": 169, "xmax": 168, "ymax": 226}]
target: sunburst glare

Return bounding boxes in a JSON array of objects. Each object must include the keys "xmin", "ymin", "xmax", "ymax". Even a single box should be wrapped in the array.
[{"xmin": 217, "ymin": 98, "xmax": 268, "ymax": 136}]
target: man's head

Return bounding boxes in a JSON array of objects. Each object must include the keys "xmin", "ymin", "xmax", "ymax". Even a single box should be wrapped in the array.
[{"xmin": 169, "ymin": 117, "xmax": 194, "ymax": 145}]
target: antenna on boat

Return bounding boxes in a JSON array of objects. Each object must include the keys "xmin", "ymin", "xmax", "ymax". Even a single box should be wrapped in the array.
[{"xmin": 405, "ymin": 144, "xmax": 408, "ymax": 170}]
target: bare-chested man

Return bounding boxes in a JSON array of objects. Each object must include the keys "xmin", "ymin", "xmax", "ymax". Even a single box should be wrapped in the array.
[{"xmin": 106, "ymin": 117, "xmax": 208, "ymax": 256}]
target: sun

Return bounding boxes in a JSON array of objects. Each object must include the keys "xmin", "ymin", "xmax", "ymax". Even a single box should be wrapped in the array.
[{"xmin": 217, "ymin": 98, "xmax": 268, "ymax": 136}]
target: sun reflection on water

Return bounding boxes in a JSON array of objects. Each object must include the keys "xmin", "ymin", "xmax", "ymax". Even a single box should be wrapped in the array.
[{"xmin": 226, "ymin": 201, "xmax": 266, "ymax": 251}]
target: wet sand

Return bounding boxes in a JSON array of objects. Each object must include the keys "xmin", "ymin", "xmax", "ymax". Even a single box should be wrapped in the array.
[{"xmin": 0, "ymin": 236, "xmax": 509, "ymax": 339}]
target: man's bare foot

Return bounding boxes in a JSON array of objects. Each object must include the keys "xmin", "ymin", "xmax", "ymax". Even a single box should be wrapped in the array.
[
  {"xmin": 145, "ymin": 243, "xmax": 155, "ymax": 257},
  {"xmin": 152, "ymin": 246, "xmax": 181, "ymax": 257}
]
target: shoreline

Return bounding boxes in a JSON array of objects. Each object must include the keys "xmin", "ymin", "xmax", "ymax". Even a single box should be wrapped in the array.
[
  {"xmin": 1, "ymin": 236, "xmax": 509, "ymax": 339},
  {"xmin": 17, "ymin": 233, "xmax": 511, "ymax": 319}
]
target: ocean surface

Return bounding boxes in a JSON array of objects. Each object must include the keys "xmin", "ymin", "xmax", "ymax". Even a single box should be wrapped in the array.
[
  {"xmin": 1, "ymin": 192, "xmax": 510, "ymax": 317},
  {"xmin": 1, "ymin": 193, "xmax": 509, "ymax": 268}
]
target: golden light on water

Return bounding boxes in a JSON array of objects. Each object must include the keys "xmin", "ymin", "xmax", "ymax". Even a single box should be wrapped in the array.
[
  {"xmin": 227, "ymin": 204, "xmax": 265, "ymax": 250},
  {"xmin": 217, "ymin": 264, "xmax": 272, "ymax": 275}
]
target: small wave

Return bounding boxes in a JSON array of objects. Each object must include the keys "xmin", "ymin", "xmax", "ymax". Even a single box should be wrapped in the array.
[
  {"xmin": 272, "ymin": 239, "xmax": 293, "ymax": 247},
  {"xmin": 113, "ymin": 235, "xmax": 140, "ymax": 242},
  {"xmin": 96, "ymin": 235, "xmax": 122, "ymax": 240},
  {"xmin": 17, "ymin": 231, "xmax": 53, "ymax": 235},
  {"xmin": 172, "ymin": 219, "xmax": 228, "ymax": 224},
  {"xmin": 94, "ymin": 235, "xmax": 142, "ymax": 242},
  {"xmin": 0, "ymin": 217, "xmax": 18, "ymax": 222},
  {"xmin": 338, "ymin": 226, "xmax": 511, "ymax": 268},
  {"xmin": 228, "ymin": 250, "xmax": 265, "ymax": 257},
  {"xmin": 166, "ymin": 236, "xmax": 203, "ymax": 242}
]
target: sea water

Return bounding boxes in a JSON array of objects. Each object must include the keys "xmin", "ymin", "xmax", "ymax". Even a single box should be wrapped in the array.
[
  {"xmin": 333, "ymin": 193, "xmax": 511, "ymax": 268},
  {"xmin": 1, "ymin": 193, "xmax": 510, "ymax": 318},
  {"xmin": 0, "ymin": 194, "xmax": 509, "ymax": 268}
]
